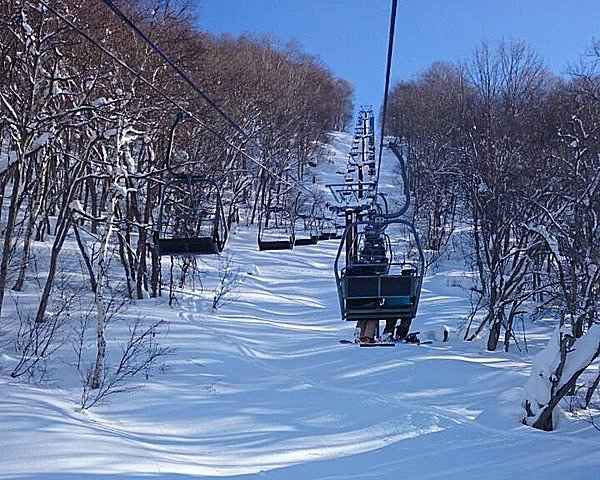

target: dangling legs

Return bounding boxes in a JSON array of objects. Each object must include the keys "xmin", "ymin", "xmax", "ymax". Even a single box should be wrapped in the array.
[
  {"xmin": 357, "ymin": 319, "xmax": 377, "ymax": 343},
  {"xmin": 394, "ymin": 318, "xmax": 412, "ymax": 341},
  {"xmin": 383, "ymin": 319, "xmax": 397, "ymax": 339}
]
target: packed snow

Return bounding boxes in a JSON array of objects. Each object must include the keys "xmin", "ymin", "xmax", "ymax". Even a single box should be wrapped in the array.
[{"xmin": 0, "ymin": 133, "xmax": 598, "ymax": 479}]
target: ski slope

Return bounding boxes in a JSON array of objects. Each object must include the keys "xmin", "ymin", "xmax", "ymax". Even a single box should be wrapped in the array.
[{"xmin": 0, "ymin": 134, "xmax": 598, "ymax": 479}]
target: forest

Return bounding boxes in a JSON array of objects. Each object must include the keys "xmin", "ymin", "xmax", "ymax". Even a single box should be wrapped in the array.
[
  {"xmin": 0, "ymin": 0, "xmax": 353, "ymax": 404},
  {"xmin": 0, "ymin": 0, "xmax": 598, "ymax": 436},
  {"xmin": 385, "ymin": 41, "xmax": 600, "ymax": 430}
]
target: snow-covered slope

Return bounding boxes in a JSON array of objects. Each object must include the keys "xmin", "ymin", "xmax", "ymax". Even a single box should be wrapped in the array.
[{"xmin": 0, "ymin": 133, "xmax": 598, "ymax": 479}]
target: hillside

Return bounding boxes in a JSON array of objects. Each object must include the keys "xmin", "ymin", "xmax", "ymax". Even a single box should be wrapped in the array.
[{"xmin": 1, "ymin": 133, "xmax": 598, "ymax": 480}]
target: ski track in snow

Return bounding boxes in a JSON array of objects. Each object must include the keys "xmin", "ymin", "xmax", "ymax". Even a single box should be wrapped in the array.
[{"xmin": 1, "ymin": 133, "xmax": 599, "ymax": 479}]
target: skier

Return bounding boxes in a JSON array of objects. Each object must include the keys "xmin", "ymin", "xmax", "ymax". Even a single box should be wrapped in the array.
[
  {"xmin": 349, "ymin": 232, "xmax": 389, "ymax": 343},
  {"xmin": 380, "ymin": 266, "xmax": 417, "ymax": 342}
]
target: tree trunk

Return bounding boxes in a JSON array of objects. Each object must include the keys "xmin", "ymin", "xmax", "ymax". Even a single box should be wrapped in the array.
[
  {"xmin": 90, "ymin": 195, "xmax": 117, "ymax": 389},
  {"xmin": 487, "ymin": 318, "xmax": 501, "ymax": 351},
  {"xmin": 585, "ymin": 368, "xmax": 600, "ymax": 408},
  {"xmin": 0, "ymin": 164, "xmax": 21, "ymax": 319},
  {"xmin": 13, "ymin": 165, "xmax": 49, "ymax": 291},
  {"xmin": 34, "ymin": 163, "xmax": 87, "ymax": 323},
  {"xmin": 532, "ymin": 373, "xmax": 581, "ymax": 431},
  {"xmin": 72, "ymin": 221, "xmax": 97, "ymax": 293}
]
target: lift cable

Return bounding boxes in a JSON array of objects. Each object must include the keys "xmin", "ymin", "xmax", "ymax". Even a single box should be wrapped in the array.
[
  {"xmin": 372, "ymin": 0, "xmax": 411, "ymax": 221},
  {"xmin": 38, "ymin": 2, "xmax": 218, "ymax": 142},
  {"xmin": 101, "ymin": 0, "xmax": 252, "ymax": 146},
  {"xmin": 39, "ymin": 0, "xmax": 313, "ymax": 196}
]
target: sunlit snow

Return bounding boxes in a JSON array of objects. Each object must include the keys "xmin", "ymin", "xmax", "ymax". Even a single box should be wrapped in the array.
[{"xmin": 0, "ymin": 132, "xmax": 598, "ymax": 480}]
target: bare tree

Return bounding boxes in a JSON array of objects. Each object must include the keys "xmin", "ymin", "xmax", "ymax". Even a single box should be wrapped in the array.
[
  {"xmin": 211, "ymin": 253, "xmax": 240, "ymax": 311},
  {"xmin": 386, "ymin": 62, "xmax": 468, "ymax": 258},
  {"xmin": 461, "ymin": 41, "xmax": 556, "ymax": 350},
  {"xmin": 522, "ymin": 79, "xmax": 600, "ymax": 430},
  {"xmin": 81, "ymin": 318, "xmax": 171, "ymax": 409}
]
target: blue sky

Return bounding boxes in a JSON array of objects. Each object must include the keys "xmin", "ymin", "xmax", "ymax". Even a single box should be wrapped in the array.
[{"xmin": 197, "ymin": 0, "xmax": 600, "ymax": 115}]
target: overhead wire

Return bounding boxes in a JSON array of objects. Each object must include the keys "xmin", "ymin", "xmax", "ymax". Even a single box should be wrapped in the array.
[
  {"xmin": 38, "ymin": 2, "xmax": 218, "ymax": 140},
  {"xmin": 368, "ymin": 0, "xmax": 412, "ymax": 221},
  {"xmin": 38, "ymin": 0, "xmax": 313, "ymax": 195},
  {"xmin": 99, "ymin": 0, "xmax": 255, "ymax": 145},
  {"xmin": 99, "ymin": 0, "xmax": 315, "ymax": 195}
]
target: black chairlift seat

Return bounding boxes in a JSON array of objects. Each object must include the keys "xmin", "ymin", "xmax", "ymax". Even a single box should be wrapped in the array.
[
  {"xmin": 156, "ymin": 236, "xmax": 220, "ymax": 256},
  {"xmin": 155, "ymin": 176, "xmax": 228, "ymax": 257},
  {"xmin": 257, "ymin": 204, "xmax": 295, "ymax": 251},
  {"xmin": 318, "ymin": 231, "xmax": 341, "ymax": 241},
  {"xmin": 258, "ymin": 237, "xmax": 295, "ymax": 251},
  {"xmin": 317, "ymin": 220, "xmax": 343, "ymax": 241},
  {"xmin": 294, "ymin": 235, "xmax": 319, "ymax": 246},
  {"xmin": 317, "ymin": 221, "xmax": 343, "ymax": 240}
]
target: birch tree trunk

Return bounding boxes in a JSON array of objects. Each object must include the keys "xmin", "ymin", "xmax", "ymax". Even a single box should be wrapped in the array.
[{"xmin": 90, "ymin": 193, "xmax": 118, "ymax": 390}]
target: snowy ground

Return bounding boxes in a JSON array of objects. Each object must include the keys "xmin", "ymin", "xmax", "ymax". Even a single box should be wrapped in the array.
[{"xmin": 0, "ymin": 134, "xmax": 598, "ymax": 479}]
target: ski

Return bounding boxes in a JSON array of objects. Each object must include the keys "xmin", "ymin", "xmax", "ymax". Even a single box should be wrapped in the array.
[
  {"xmin": 339, "ymin": 333, "xmax": 433, "ymax": 347},
  {"xmin": 339, "ymin": 339, "xmax": 395, "ymax": 347}
]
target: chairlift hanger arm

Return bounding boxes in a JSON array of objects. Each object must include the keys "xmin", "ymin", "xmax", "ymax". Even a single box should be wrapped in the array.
[
  {"xmin": 165, "ymin": 113, "xmax": 185, "ymax": 177},
  {"xmin": 374, "ymin": 0, "xmax": 398, "ymax": 199},
  {"xmin": 378, "ymin": 141, "xmax": 410, "ymax": 220}
]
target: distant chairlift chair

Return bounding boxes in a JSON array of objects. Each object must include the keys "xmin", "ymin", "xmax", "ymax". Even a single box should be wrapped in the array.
[
  {"xmin": 257, "ymin": 206, "xmax": 295, "ymax": 251},
  {"xmin": 317, "ymin": 211, "xmax": 344, "ymax": 241},
  {"xmin": 293, "ymin": 214, "xmax": 319, "ymax": 246}
]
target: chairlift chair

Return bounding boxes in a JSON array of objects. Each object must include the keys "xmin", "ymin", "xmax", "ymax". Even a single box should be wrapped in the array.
[
  {"xmin": 293, "ymin": 208, "xmax": 319, "ymax": 246},
  {"xmin": 332, "ymin": 137, "xmax": 424, "ymax": 323},
  {"xmin": 334, "ymin": 217, "xmax": 424, "ymax": 323},
  {"xmin": 289, "ymin": 194, "xmax": 321, "ymax": 247},
  {"xmin": 155, "ymin": 176, "xmax": 228, "ymax": 256},
  {"xmin": 257, "ymin": 205, "xmax": 295, "ymax": 251},
  {"xmin": 293, "ymin": 225, "xmax": 319, "ymax": 246},
  {"xmin": 317, "ymin": 221, "xmax": 343, "ymax": 241},
  {"xmin": 316, "ymin": 208, "xmax": 344, "ymax": 241},
  {"xmin": 153, "ymin": 113, "xmax": 228, "ymax": 256}
]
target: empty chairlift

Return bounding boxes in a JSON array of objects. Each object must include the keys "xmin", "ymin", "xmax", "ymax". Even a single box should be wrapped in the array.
[
  {"xmin": 315, "ymin": 205, "xmax": 344, "ymax": 241},
  {"xmin": 317, "ymin": 216, "xmax": 343, "ymax": 241},
  {"xmin": 257, "ymin": 205, "xmax": 295, "ymax": 251},
  {"xmin": 289, "ymin": 194, "xmax": 319, "ymax": 246},
  {"xmin": 155, "ymin": 176, "xmax": 228, "ymax": 256},
  {"xmin": 153, "ymin": 113, "xmax": 228, "ymax": 256},
  {"xmin": 293, "ymin": 214, "xmax": 319, "ymax": 246}
]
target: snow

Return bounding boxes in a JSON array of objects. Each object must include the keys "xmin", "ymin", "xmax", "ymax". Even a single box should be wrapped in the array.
[
  {"xmin": 522, "ymin": 325, "xmax": 561, "ymax": 421},
  {"xmin": 559, "ymin": 322, "xmax": 600, "ymax": 390},
  {"xmin": 25, "ymin": 131, "xmax": 54, "ymax": 155},
  {"xmin": 0, "ymin": 133, "xmax": 598, "ymax": 479},
  {"xmin": 93, "ymin": 97, "xmax": 112, "ymax": 109}
]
